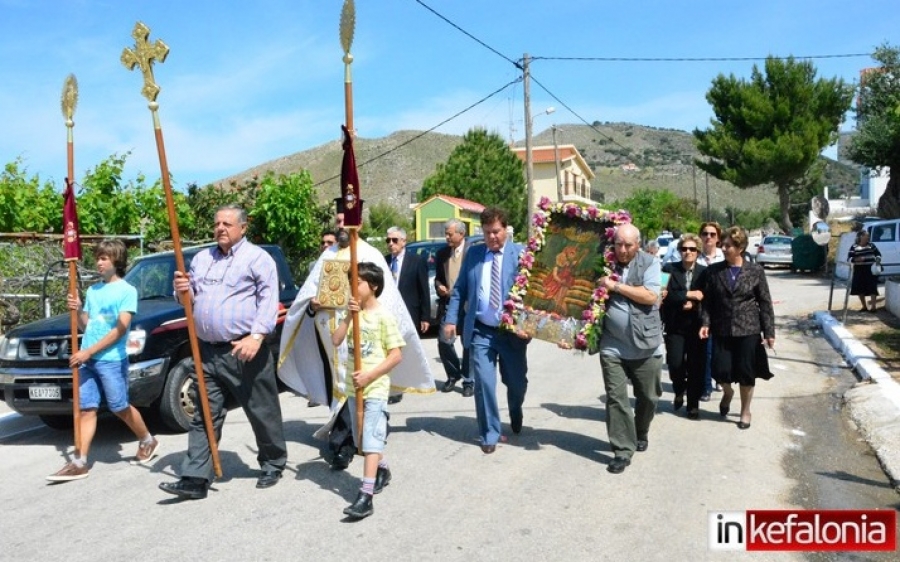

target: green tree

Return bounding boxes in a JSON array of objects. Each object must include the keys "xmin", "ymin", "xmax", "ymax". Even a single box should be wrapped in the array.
[
  {"xmin": 0, "ymin": 159, "xmax": 58, "ymax": 232},
  {"xmin": 847, "ymin": 44, "xmax": 900, "ymax": 218},
  {"xmin": 611, "ymin": 188, "xmax": 701, "ymax": 239},
  {"xmin": 77, "ymin": 153, "xmax": 139, "ymax": 235},
  {"xmin": 133, "ymin": 181, "xmax": 195, "ymax": 243},
  {"xmin": 76, "ymin": 152, "xmax": 195, "ymax": 244},
  {"xmin": 184, "ymin": 181, "xmax": 249, "ymax": 240},
  {"xmin": 419, "ymin": 127, "xmax": 526, "ymax": 235},
  {"xmin": 366, "ymin": 202, "xmax": 412, "ymax": 240},
  {"xmin": 694, "ymin": 56, "xmax": 854, "ymax": 233},
  {"xmin": 248, "ymin": 170, "xmax": 320, "ymax": 272}
]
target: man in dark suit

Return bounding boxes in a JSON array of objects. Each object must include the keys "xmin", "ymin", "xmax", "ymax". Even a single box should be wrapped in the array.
[
  {"xmin": 384, "ymin": 226, "xmax": 431, "ymax": 334},
  {"xmin": 385, "ymin": 226, "xmax": 431, "ymax": 405},
  {"xmin": 444, "ymin": 208, "xmax": 530, "ymax": 454},
  {"xmin": 435, "ymin": 219, "xmax": 474, "ymax": 397}
]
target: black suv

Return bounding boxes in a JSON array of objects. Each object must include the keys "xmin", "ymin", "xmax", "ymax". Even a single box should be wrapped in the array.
[
  {"xmin": 0, "ymin": 244, "xmax": 298, "ymax": 432},
  {"xmin": 404, "ymin": 236, "xmax": 483, "ymax": 326}
]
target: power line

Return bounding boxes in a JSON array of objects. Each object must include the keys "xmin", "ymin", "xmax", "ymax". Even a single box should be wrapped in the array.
[
  {"xmin": 414, "ymin": 0, "xmax": 519, "ymax": 68},
  {"xmin": 529, "ymin": 73, "xmax": 636, "ymax": 157},
  {"xmin": 534, "ymin": 53, "xmax": 871, "ymax": 62},
  {"xmin": 313, "ymin": 77, "xmax": 523, "ymax": 187}
]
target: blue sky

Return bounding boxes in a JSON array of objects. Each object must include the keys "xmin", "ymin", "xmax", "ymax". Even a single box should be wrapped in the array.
[{"xmin": 1, "ymin": 0, "xmax": 896, "ymax": 191}]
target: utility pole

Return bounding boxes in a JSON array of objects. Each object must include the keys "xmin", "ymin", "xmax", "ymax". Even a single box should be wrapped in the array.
[
  {"xmin": 705, "ymin": 171, "xmax": 711, "ymax": 221},
  {"xmin": 552, "ymin": 125, "xmax": 563, "ymax": 201},
  {"xmin": 523, "ymin": 53, "xmax": 535, "ymax": 238},
  {"xmin": 691, "ymin": 159, "xmax": 697, "ymax": 210}
]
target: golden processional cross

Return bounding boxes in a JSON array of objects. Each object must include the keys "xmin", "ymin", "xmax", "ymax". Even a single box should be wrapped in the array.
[
  {"xmin": 120, "ymin": 22, "xmax": 169, "ymax": 103},
  {"xmin": 120, "ymin": 21, "xmax": 222, "ymax": 477}
]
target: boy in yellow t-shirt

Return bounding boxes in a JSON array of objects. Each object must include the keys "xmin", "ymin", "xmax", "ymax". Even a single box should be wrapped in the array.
[{"xmin": 331, "ymin": 262, "xmax": 405, "ymax": 519}]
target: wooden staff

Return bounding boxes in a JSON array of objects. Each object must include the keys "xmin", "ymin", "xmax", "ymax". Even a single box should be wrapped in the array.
[
  {"xmin": 340, "ymin": 0, "xmax": 364, "ymax": 449},
  {"xmin": 121, "ymin": 22, "xmax": 222, "ymax": 478},
  {"xmin": 61, "ymin": 75, "xmax": 82, "ymax": 457}
]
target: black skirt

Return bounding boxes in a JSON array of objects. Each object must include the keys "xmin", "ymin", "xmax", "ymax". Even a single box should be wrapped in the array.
[
  {"xmin": 711, "ymin": 335, "xmax": 774, "ymax": 387},
  {"xmin": 850, "ymin": 263, "xmax": 879, "ymax": 297}
]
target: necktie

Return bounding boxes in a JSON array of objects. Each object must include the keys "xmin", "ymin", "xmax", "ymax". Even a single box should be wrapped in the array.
[
  {"xmin": 391, "ymin": 256, "xmax": 398, "ymax": 281},
  {"xmin": 489, "ymin": 251, "xmax": 502, "ymax": 310}
]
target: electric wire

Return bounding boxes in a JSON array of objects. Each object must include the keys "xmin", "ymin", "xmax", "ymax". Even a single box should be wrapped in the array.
[
  {"xmin": 313, "ymin": 77, "xmax": 523, "ymax": 187},
  {"xmin": 534, "ymin": 54, "xmax": 871, "ymax": 62},
  {"xmin": 529, "ymin": 74, "xmax": 636, "ymax": 157},
  {"xmin": 414, "ymin": 0, "xmax": 519, "ymax": 68}
]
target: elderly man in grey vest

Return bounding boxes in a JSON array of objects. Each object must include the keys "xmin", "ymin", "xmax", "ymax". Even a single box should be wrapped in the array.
[{"xmin": 597, "ymin": 223, "xmax": 664, "ymax": 474}]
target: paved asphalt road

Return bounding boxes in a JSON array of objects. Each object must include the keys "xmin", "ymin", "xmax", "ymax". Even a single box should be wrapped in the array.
[{"xmin": 1, "ymin": 269, "xmax": 898, "ymax": 561}]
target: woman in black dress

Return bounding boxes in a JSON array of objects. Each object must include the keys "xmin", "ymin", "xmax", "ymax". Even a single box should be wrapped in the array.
[
  {"xmin": 699, "ymin": 227, "xmax": 776, "ymax": 430},
  {"xmin": 848, "ymin": 230, "xmax": 882, "ymax": 312},
  {"xmin": 661, "ymin": 234, "xmax": 707, "ymax": 420}
]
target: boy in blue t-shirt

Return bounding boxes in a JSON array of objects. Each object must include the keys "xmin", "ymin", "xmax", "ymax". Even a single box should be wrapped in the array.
[{"xmin": 47, "ymin": 239, "xmax": 159, "ymax": 482}]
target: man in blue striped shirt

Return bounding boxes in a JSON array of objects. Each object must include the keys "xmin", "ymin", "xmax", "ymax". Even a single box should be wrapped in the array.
[{"xmin": 160, "ymin": 204, "xmax": 287, "ymax": 500}]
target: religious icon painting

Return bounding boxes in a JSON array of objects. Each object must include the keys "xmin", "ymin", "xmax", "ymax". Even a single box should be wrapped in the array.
[
  {"xmin": 317, "ymin": 260, "xmax": 351, "ymax": 309},
  {"xmin": 502, "ymin": 197, "xmax": 631, "ymax": 351}
]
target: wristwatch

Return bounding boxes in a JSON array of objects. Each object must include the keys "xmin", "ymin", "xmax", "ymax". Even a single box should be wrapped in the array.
[{"xmin": 250, "ymin": 334, "xmax": 264, "ymax": 342}]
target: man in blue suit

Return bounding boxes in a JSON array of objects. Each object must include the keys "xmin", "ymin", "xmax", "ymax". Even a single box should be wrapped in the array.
[{"xmin": 444, "ymin": 207, "xmax": 530, "ymax": 454}]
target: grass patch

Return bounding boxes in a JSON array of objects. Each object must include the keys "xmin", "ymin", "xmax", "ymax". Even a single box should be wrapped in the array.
[{"xmin": 870, "ymin": 330, "xmax": 900, "ymax": 359}]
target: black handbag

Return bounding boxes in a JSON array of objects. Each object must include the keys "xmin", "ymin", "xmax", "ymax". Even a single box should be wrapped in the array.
[{"xmin": 755, "ymin": 341, "xmax": 775, "ymax": 380}]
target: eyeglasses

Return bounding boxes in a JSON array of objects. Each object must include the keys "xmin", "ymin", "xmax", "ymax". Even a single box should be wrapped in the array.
[
  {"xmin": 385, "ymin": 237, "xmax": 402, "ymax": 244},
  {"xmin": 701, "ymin": 231, "xmax": 718, "ymax": 237},
  {"xmin": 200, "ymin": 254, "xmax": 234, "ymax": 285},
  {"xmin": 679, "ymin": 247, "xmax": 699, "ymax": 253}
]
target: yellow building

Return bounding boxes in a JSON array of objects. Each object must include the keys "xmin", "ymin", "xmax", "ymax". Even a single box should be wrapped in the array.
[
  {"xmin": 412, "ymin": 194, "xmax": 485, "ymax": 241},
  {"xmin": 512, "ymin": 145, "xmax": 597, "ymax": 206}
]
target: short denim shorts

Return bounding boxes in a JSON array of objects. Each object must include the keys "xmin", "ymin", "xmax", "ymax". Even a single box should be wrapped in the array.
[
  {"xmin": 79, "ymin": 358, "xmax": 130, "ymax": 412},
  {"xmin": 347, "ymin": 398, "xmax": 389, "ymax": 454}
]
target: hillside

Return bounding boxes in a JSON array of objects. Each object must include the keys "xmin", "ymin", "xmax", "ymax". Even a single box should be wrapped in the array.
[
  {"xmin": 219, "ymin": 130, "xmax": 463, "ymax": 211},
  {"xmin": 217, "ymin": 123, "xmax": 859, "ymax": 216}
]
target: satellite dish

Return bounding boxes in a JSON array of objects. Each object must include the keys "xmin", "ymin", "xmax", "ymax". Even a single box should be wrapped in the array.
[
  {"xmin": 811, "ymin": 221, "xmax": 831, "ymax": 246},
  {"xmin": 811, "ymin": 195, "xmax": 830, "ymax": 220}
]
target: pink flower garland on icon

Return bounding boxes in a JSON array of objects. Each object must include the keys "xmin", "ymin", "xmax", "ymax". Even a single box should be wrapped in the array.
[{"xmin": 501, "ymin": 196, "xmax": 631, "ymax": 352}]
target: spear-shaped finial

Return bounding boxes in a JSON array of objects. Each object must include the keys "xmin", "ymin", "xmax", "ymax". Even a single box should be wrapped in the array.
[
  {"xmin": 340, "ymin": 0, "xmax": 355, "ymax": 57},
  {"xmin": 61, "ymin": 74, "xmax": 78, "ymax": 128}
]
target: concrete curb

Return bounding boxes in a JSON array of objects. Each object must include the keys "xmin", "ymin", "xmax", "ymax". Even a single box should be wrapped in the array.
[{"xmin": 814, "ymin": 310, "xmax": 900, "ymax": 487}]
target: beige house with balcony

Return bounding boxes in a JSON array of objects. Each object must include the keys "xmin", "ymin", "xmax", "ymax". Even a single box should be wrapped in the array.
[{"xmin": 512, "ymin": 145, "xmax": 597, "ymax": 206}]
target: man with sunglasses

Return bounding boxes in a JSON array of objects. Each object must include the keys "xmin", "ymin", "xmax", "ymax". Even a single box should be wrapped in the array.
[
  {"xmin": 696, "ymin": 222, "xmax": 725, "ymax": 401},
  {"xmin": 698, "ymin": 223, "xmax": 725, "ymax": 267},
  {"xmin": 384, "ymin": 227, "xmax": 431, "ymax": 405},
  {"xmin": 384, "ymin": 227, "xmax": 430, "ymax": 335}
]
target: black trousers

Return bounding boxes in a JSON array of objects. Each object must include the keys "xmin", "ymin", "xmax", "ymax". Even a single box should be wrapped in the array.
[
  {"xmin": 181, "ymin": 341, "xmax": 287, "ymax": 482},
  {"xmin": 664, "ymin": 331, "xmax": 707, "ymax": 410}
]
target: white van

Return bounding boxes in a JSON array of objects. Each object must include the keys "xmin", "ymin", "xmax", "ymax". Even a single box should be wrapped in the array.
[{"xmin": 863, "ymin": 219, "xmax": 900, "ymax": 276}]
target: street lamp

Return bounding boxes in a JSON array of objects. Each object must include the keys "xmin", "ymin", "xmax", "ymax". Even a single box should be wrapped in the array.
[
  {"xmin": 524, "ymin": 105, "xmax": 555, "ymax": 237},
  {"xmin": 552, "ymin": 125, "xmax": 562, "ymax": 201}
]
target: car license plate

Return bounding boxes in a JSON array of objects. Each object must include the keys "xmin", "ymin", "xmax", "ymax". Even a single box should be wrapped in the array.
[{"xmin": 29, "ymin": 386, "xmax": 61, "ymax": 400}]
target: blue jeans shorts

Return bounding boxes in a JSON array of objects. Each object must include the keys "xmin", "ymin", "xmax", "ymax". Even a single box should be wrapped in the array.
[
  {"xmin": 347, "ymin": 398, "xmax": 389, "ymax": 454},
  {"xmin": 79, "ymin": 358, "xmax": 130, "ymax": 412}
]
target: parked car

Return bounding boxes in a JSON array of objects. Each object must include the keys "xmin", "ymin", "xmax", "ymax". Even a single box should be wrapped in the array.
[
  {"xmin": 745, "ymin": 235, "xmax": 762, "ymax": 262},
  {"xmin": 656, "ymin": 231, "xmax": 674, "ymax": 249},
  {"xmin": 756, "ymin": 235, "xmax": 793, "ymax": 267},
  {"xmin": 863, "ymin": 218, "xmax": 900, "ymax": 277},
  {"xmin": 404, "ymin": 236, "xmax": 484, "ymax": 326},
  {"xmin": 0, "ymin": 243, "xmax": 299, "ymax": 431}
]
